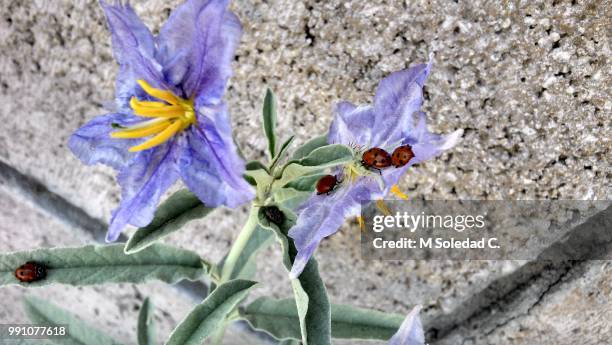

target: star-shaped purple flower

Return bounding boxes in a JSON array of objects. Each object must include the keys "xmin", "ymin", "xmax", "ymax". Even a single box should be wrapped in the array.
[
  {"xmin": 288, "ymin": 60, "xmax": 462, "ymax": 277},
  {"xmin": 69, "ymin": 0, "xmax": 254, "ymax": 241}
]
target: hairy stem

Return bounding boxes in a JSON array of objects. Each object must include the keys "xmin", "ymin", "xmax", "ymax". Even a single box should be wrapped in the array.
[
  {"xmin": 211, "ymin": 323, "xmax": 228, "ymax": 345},
  {"xmin": 220, "ymin": 206, "xmax": 260, "ymax": 283}
]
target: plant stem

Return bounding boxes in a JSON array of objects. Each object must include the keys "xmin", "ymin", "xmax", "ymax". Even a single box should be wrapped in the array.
[
  {"xmin": 211, "ymin": 323, "xmax": 228, "ymax": 345},
  {"xmin": 213, "ymin": 206, "xmax": 260, "ymax": 343},
  {"xmin": 220, "ymin": 206, "xmax": 260, "ymax": 283}
]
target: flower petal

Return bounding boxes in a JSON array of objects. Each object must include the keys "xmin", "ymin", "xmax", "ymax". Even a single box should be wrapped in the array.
[
  {"xmin": 328, "ymin": 101, "xmax": 376, "ymax": 146},
  {"xmin": 370, "ymin": 61, "xmax": 431, "ymax": 147},
  {"xmin": 409, "ymin": 112, "xmax": 463, "ymax": 164},
  {"xmin": 69, "ymin": 113, "xmax": 139, "ymax": 169},
  {"xmin": 288, "ymin": 178, "xmax": 382, "ymax": 278},
  {"xmin": 178, "ymin": 104, "xmax": 254, "ymax": 208},
  {"xmin": 388, "ymin": 306, "xmax": 425, "ymax": 345},
  {"xmin": 107, "ymin": 142, "xmax": 180, "ymax": 241},
  {"xmin": 381, "ymin": 112, "xmax": 462, "ymax": 188},
  {"xmin": 374, "ymin": 62, "xmax": 430, "ymax": 111},
  {"xmin": 99, "ymin": 1, "xmax": 168, "ymax": 109},
  {"xmin": 157, "ymin": 0, "xmax": 241, "ymax": 103}
]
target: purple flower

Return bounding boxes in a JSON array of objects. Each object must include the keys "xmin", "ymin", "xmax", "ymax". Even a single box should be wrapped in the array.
[
  {"xmin": 69, "ymin": 0, "xmax": 254, "ymax": 241},
  {"xmin": 389, "ymin": 306, "xmax": 425, "ymax": 345},
  {"xmin": 288, "ymin": 60, "xmax": 462, "ymax": 277}
]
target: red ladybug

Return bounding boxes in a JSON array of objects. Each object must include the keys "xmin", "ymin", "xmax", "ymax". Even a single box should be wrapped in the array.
[
  {"xmin": 14, "ymin": 261, "xmax": 47, "ymax": 283},
  {"xmin": 316, "ymin": 175, "xmax": 341, "ymax": 195},
  {"xmin": 361, "ymin": 147, "xmax": 392, "ymax": 170},
  {"xmin": 391, "ymin": 145, "xmax": 414, "ymax": 168}
]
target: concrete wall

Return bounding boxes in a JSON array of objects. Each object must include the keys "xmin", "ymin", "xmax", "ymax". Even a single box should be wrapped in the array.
[{"xmin": 0, "ymin": 0, "xmax": 609, "ymax": 344}]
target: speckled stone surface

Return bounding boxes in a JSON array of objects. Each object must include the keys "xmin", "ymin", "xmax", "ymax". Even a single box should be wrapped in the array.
[
  {"xmin": 0, "ymin": 0, "xmax": 610, "ymax": 344},
  {"xmin": 497, "ymin": 261, "xmax": 611, "ymax": 345},
  {"xmin": 437, "ymin": 261, "xmax": 612, "ymax": 345}
]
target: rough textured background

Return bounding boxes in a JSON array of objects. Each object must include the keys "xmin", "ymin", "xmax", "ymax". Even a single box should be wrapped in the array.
[{"xmin": 0, "ymin": 0, "xmax": 610, "ymax": 344}]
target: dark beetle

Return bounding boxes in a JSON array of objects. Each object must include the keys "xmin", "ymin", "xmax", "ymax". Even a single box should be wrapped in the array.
[
  {"xmin": 263, "ymin": 206, "xmax": 285, "ymax": 226},
  {"xmin": 15, "ymin": 261, "xmax": 47, "ymax": 283}
]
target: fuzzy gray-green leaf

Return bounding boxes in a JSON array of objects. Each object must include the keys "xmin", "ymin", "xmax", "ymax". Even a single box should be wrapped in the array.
[
  {"xmin": 291, "ymin": 135, "xmax": 328, "ymax": 161},
  {"xmin": 165, "ymin": 280, "xmax": 258, "ymax": 345},
  {"xmin": 257, "ymin": 208, "xmax": 331, "ymax": 345},
  {"xmin": 328, "ymin": 304, "xmax": 404, "ymax": 339},
  {"xmin": 0, "ymin": 244, "xmax": 206, "ymax": 286},
  {"xmin": 246, "ymin": 160, "xmax": 269, "ymax": 172},
  {"xmin": 271, "ymin": 188, "xmax": 312, "ymax": 210},
  {"xmin": 242, "ymin": 297, "xmax": 404, "ymax": 341},
  {"xmin": 24, "ymin": 295, "xmax": 123, "ymax": 345},
  {"xmin": 263, "ymin": 89, "xmax": 278, "ymax": 158},
  {"xmin": 242, "ymin": 298, "xmax": 301, "ymax": 340},
  {"xmin": 269, "ymin": 135, "xmax": 295, "ymax": 171},
  {"xmin": 245, "ymin": 168, "xmax": 274, "ymax": 201},
  {"xmin": 273, "ymin": 173, "xmax": 327, "ymax": 209},
  {"xmin": 125, "ymin": 189, "xmax": 214, "ymax": 254},
  {"xmin": 283, "ymin": 173, "xmax": 327, "ymax": 192},
  {"xmin": 296, "ymin": 144, "xmax": 353, "ymax": 167},
  {"xmin": 137, "ymin": 297, "xmax": 156, "ymax": 345},
  {"xmin": 275, "ymin": 144, "xmax": 353, "ymax": 187}
]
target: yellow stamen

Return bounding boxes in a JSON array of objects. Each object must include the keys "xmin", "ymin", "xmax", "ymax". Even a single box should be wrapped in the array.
[
  {"xmin": 390, "ymin": 184, "xmax": 409, "ymax": 200},
  {"xmin": 130, "ymin": 97, "xmax": 185, "ymax": 117},
  {"xmin": 136, "ymin": 80, "xmax": 180, "ymax": 105},
  {"xmin": 128, "ymin": 120, "xmax": 183, "ymax": 152},
  {"xmin": 129, "ymin": 98, "xmax": 168, "ymax": 108},
  {"xmin": 111, "ymin": 120, "xmax": 171, "ymax": 139},
  {"xmin": 376, "ymin": 199, "xmax": 391, "ymax": 215},
  {"xmin": 357, "ymin": 216, "xmax": 365, "ymax": 232},
  {"xmin": 118, "ymin": 117, "xmax": 169, "ymax": 131},
  {"xmin": 180, "ymin": 107, "xmax": 196, "ymax": 127},
  {"xmin": 345, "ymin": 164, "xmax": 361, "ymax": 182},
  {"xmin": 110, "ymin": 79, "xmax": 198, "ymax": 152}
]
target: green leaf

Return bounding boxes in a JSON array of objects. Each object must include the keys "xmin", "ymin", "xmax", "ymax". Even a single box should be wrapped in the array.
[
  {"xmin": 279, "ymin": 339, "xmax": 301, "ymax": 345},
  {"xmin": 242, "ymin": 298, "xmax": 404, "ymax": 341},
  {"xmin": 278, "ymin": 136, "xmax": 295, "ymax": 157},
  {"xmin": 263, "ymin": 89, "xmax": 278, "ymax": 158},
  {"xmin": 0, "ymin": 244, "xmax": 206, "ymax": 286},
  {"xmin": 244, "ymin": 168, "xmax": 274, "ymax": 202},
  {"xmin": 328, "ymin": 304, "xmax": 404, "ymax": 339},
  {"xmin": 137, "ymin": 297, "xmax": 156, "ymax": 345},
  {"xmin": 271, "ymin": 188, "xmax": 313, "ymax": 210},
  {"xmin": 269, "ymin": 135, "xmax": 295, "ymax": 171},
  {"xmin": 246, "ymin": 160, "xmax": 269, "ymax": 172},
  {"xmin": 165, "ymin": 280, "xmax": 258, "ymax": 345},
  {"xmin": 295, "ymin": 144, "xmax": 354, "ymax": 168},
  {"xmin": 241, "ymin": 298, "xmax": 301, "ymax": 340},
  {"xmin": 124, "ymin": 189, "xmax": 214, "ymax": 254},
  {"xmin": 257, "ymin": 208, "xmax": 331, "ymax": 345},
  {"xmin": 291, "ymin": 135, "xmax": 328, "ymax": 161},
  {"xmin": 283, "ymin": 173, "xmax": 327, "ymax": 192},
  {"xmin": 275, "ymin": 144, "xmax": 353, "ymax": 187},
  {"xmin": 273, "ymin": 173, "xmax": 327, "ymax": 209},
  {"xmin": 217, "ymin": 225, "xmax": 274, "ymax": 281},
  {"xmin": 24, "ymin": 295, "xmax": 123, "ymax": 345}
]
